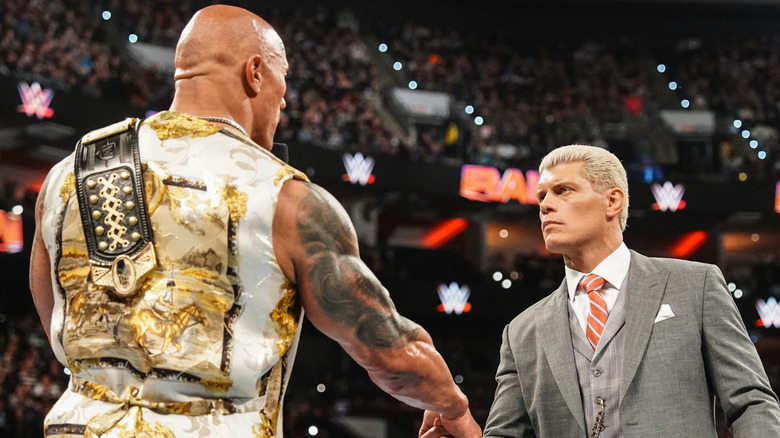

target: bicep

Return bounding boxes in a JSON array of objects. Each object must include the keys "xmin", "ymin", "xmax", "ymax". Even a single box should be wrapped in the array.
[
  {"xmin": 276, "ymin": 182, "xmax": 417, "ymax": 355},
  {"xmin": 30, "ymin": 181, "xmax": 54, "ymax": 340}
]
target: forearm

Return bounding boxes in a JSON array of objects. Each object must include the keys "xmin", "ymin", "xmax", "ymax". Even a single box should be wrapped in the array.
[{"xmin": 360, "ymin": 334, "xmax": 469, "ymax": 419}]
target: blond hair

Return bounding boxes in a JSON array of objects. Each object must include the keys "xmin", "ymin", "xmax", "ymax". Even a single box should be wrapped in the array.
[{"xmin": 539, "ymin": 144, "xmax": 629, "ymax": 231}]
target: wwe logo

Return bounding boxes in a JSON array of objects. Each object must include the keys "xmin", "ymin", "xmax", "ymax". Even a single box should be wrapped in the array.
[
  {"xmin": 343, "ymin": 153, "xmax": 375, "ymax": 186},
  {"xmin": 757, "ymin": 297, "xmax": 780, "ymax": 328},
  {"xmin": 651, "ymin": 181, "xmax": 686, "ymax": 212},
  {"xmin": 18, "ymin": 82, "xmax": 54, "ymax": 119},
  {"xmin": 437, "ymin": 282, "xmax": 471, "ymax": 315}
]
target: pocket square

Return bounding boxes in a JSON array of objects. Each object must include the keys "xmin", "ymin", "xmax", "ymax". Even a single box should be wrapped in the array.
[{"xmin": 654, "ymin": 304, "xmax": 675, "ymax": 323}]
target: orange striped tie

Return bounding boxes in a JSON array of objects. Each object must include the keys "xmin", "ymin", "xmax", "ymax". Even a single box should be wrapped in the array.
[{"xmin": 581, "ymin": 274, "xmax": 608, "ymax": 350}]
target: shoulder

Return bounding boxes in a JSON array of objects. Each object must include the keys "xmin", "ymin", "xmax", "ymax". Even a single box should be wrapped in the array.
[
  {"xmin": 631, "ymin": 250, "xmax": 717, "ymax": 274},
  {"xmin": 506, "ymin": 284, "xmax": 565, "ymax": 331}
]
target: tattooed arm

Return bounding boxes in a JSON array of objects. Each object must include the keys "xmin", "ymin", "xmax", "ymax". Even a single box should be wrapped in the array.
[
  {"xmin": 273, "ymin": 180, "xmax": 481, "ymax": 437},
  {"xmin": 30, "ymin": 173, "xmax": 55, "ymax": 341}
]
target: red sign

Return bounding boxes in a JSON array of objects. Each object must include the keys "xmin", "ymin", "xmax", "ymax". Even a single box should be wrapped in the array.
[
  {"xmin": 460, "ymin": 165, "xmax": 539, "ymax": 204},
  {"xmin": 0, "ymin": 211, "xmax": 24, "ymax": 253}
]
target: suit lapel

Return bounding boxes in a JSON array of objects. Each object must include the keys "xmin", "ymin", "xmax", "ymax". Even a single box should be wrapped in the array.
[
  {"xmin": 619, "ymin": 251, "xmax": 671, "ymax": 403},
  {"xmin": 537, "ymin": 280, "xmax": 587, "ymax": 435}
]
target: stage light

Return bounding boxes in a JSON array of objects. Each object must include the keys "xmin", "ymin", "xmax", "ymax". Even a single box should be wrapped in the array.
[
  {"xmin": 465, "ymin": 105, "xmax": 474, "ymax": 114},
  {"xmin": 758, "ymin": 151, "xmax": 767, "ymax": 160},
  {"xmin": 474, "ymin": 116, "xmax": 484, "ymax": 125},
  {"xmin": 727, "ymin": 282, "xmax": 736, "ymax": 292},
  {"xmin": 670, "ymin": 231, "xmax": 707, "ymax": 258},
  {"xmin": 128, "ymin": 34, "xmax": 138, "ymax": 43},
  {"xmin": 492, "ymin": 271, "xmax": 503, "ymax": 282},
  {"xmin": 750, "ymin": 140, "xmax": 758, "ymax": 149},
  {"xmin": 501, "ymin": 279, "xmax": 512, "ymax": 289},
  {"xmin": 102, "ymin": 11, "xmax": 112, "ymax": 20},
  {"xmin": 681, "ymin": 99, "xmax": 690, "ymax": 108},
  {"xmin": 741, "ymin": 129, "xmax": 750, "ymax": 139},
  {"xmin": 733, "ymin": 119, "xmax": 742, "ymax": 129},
  {"xmin": 734, "ymin": 289, "xmax": 743, "ymax": 299},
  {"xmin": 657, "ymin": 64, "xmax": 666, "ymax": 73},
  {"xmin": 393, "ymin": 61, "xmax": 403, "ymax": 71},
  {"xmin": 510, "ymin": 271, "xmax": 520, "ymax": 280},
  {"xmin": 499, "ymin": 229, "xmax": 508, "ymax": 238},
  {"xmin": 454, "ymin": 375, "xmax": 464, "ymax": 384},
  {"xmin": 11, "ymin": 205, "xmax": 23, "ymax": 215},
  {"xmin": 668, "ymin": 81, "xmax": 678, "ymax": 90},
  {"xmin": 752, "ymin": 234, "xmax": 760, "ymax": 242},
  {"xmin": 378, "ymin": 43, "xmax": 388, "ymax": 52},
  {"xmin": 308, "ymin": 425, "xmax": 319, "ymax": 436},
  {"xmin": 316, "ymin": 384, "xmax": 326, "ymax": 393},
  {"xmin": 408, "ymin": 80, "xmax": 417, "ymax": 89},
  {"xmin": 739, "ymin": 172, "xmax": 747, "ymax": 181}
]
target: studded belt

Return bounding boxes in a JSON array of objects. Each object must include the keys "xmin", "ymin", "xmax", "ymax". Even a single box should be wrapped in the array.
[{"xmin": 74, "ymin": 118, "xmax": 156, "ymax": 298}]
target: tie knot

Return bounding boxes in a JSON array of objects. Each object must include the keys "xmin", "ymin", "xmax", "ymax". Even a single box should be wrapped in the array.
[{"xmin": 580, "ymin": 274, "xmax": 606, "ymax": 294}]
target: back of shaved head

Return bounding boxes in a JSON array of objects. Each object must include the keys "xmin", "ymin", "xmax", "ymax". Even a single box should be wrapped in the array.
[{"xmin": 174, "ymin": 5, "xmax": 275, "ymax": 80}]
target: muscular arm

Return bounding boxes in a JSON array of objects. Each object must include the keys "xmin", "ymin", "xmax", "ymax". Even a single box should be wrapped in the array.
[
  {"xmin": 29, "ymin": 174, "xmax": 55, "ymax": 342},
  {"xmin": 274, "ymin": 180, "xmax": 478, "ymax": 429}
]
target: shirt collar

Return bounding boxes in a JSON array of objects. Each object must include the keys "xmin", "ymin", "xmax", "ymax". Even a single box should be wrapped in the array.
[{"xmin": 565, "ymin": 242, "xmax": 631, "ymax": 302}]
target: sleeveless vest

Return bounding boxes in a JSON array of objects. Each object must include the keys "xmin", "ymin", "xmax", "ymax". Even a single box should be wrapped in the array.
[{"xmin": 40, "ymin": 112, "xmax": 308, "ymax": 437}]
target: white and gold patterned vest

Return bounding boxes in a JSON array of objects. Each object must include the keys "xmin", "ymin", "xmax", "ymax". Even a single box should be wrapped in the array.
[{"xmin": 40, "ymin": 112, "xmax": 308, "ymax": 437}]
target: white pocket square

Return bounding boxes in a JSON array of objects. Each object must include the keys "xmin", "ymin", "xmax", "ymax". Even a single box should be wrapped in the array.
[{"xmin": 654, "ymin": 304, "xmax": 675, "ymax": 323}]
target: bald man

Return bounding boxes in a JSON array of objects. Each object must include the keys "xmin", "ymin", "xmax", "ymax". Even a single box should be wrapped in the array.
[{"xmin": 30, "ymin": 5, "xmax": 481, "ymax": 438}]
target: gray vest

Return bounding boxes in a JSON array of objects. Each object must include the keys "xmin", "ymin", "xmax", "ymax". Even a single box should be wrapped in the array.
[{"xmin": 569, "ymin": 276, "xmax": 630, "ymax": 438}]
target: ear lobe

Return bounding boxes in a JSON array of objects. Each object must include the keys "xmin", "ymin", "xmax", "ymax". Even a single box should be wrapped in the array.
[
  {"xmin": 605, "ymin": 188, "xmax": 625, "ymax": 219},
  {"xmin": 244, "ymin": 55, "xmax": 263, "ymax": 95}
]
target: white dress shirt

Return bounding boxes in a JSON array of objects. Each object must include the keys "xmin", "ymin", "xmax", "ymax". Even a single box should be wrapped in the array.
[{"xmin": 565, "ymin": 242, "xmax": 631, "ymax": 335}]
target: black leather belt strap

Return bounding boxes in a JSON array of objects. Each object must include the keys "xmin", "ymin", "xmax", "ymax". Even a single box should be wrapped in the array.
[{"xmin": 74, "ymin": 118, "xmax": 156, "ymax": 297}]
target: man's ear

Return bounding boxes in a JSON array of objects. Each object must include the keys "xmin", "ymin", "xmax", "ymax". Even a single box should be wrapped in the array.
[
  {"xmin": 244, "ymin": 54, "xmax": 263, "ymax": 95},
  {"xmin": 605, "ymin": 187, "xmax": 625, "ymax": 220}
]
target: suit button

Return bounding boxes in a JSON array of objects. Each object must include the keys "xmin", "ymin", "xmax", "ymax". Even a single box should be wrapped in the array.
[
  {"xmin": 593, "ymin": 369, "xmax": 602, "ymax": 377},
  {"xmin": 595, "ymin": 396, "xmax": 604, "ymax": 405}
]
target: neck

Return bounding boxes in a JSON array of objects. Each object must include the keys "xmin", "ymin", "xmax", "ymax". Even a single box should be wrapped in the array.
[{"xmin": 562, "ymin": 238, "xmax": 623, "ymax": 273}]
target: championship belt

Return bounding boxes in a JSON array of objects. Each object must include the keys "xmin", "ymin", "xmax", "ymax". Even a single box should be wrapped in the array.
[{"xmin": 74, "ymin": 118, "xmax": 156, "ymax": 298}]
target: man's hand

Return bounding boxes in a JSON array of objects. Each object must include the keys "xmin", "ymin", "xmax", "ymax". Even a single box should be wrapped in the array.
[{"xmin": 419, "ymin": 409, "xmax": 482, "ymax": 438}]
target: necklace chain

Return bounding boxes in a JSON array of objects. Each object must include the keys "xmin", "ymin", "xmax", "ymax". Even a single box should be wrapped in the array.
[{"xmin": 197, "ymin": 116, "xmax": 248, "ymax": 137}]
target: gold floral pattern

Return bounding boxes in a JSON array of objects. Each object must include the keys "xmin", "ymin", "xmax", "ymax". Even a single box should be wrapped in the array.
[{"xmin": 146, "ymin": 112, "xmax": 222, "ymax": 141}]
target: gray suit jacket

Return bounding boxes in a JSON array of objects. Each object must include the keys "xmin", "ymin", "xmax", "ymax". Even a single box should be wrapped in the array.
[{"xmin": 483, "ymin": 251, "xmax": 780, "ymax": 437}]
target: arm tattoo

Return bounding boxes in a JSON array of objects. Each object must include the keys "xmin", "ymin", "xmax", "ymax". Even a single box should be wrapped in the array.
[{"xmin": 296, "ymin": 186, "xmax": 418, "ymax": 349}]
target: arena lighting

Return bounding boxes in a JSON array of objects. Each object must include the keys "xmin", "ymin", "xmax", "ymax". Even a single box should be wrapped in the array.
[
  {"xmin": 408, "ymin": 80, "xmax": 418, "ymax": 89},
  {"xmin": 657, "ymin": 64, "xmax": 666, "ymax": 73},
  {"xmin": 102, "ymin": 11, "xmax": 111, "ymax": 20},
  {"xmin": 459, "ymin": 165, "xmax": 540, "ymax": 204},
  {"xmin": 742, "ymin": 129, "xmax": 751, "ymax": 139},
  {"xmin": 393, "ymin": 61, "xmax": 403, "ymax": 71},
  {"xmin": 681, "ymin": 99, "xmax": 690, "ymax": 108},
  {"xmin": 750, "ymin": 140, "xmax": 759, "ymax": 149},
  {"xmin": 758, "ymin": 151, "xmax": 767, "ymax": 160},
  {"xmin": 465, "ymin": 105, "xmax": 474, "ymax": 114},
  {"xmin": 11, "ymin": 205, "xmax": 23, "ymax": 215},
  {"xmin": 670, "ymin": 231, "xmax": 708, "ymax": 259},
  {"xmin": 474, "ymin": 116, "xmax": 484, "ymax": 125},
  {"xmin": 307, "ymin": 425, "xmax": 319, "ymax": 436},
  {"xmin": 756, "ymin": 297, "xmax": 780, "ymax": 328},
  {"xmin": 342, "ymin": 152, "xmax": 375, "ymax": 185},
  {"xmin": 733, "ymin": 119, "xmax": 742, "ymax": 129},
  {"xmin": 420, "ymin": 218, "xmax": 468, "ymax": 249},
  {"xmin": 378, "ymin": 43, "xmax": 388, "ymax": 52},
  {"xmin": 775, "ymin": 182, "xmax": 780, "ymax": 213},
  {"xmin": 128, "ymin": 34, "xmax": 138, "ymax": 43},
  {"xmin": 492, "ymin": 271, "xmax": 503, "ymax": 281},
  {"xmin": 650, "ymin": 181, "xmax": 686, "ymax": 212},
  {"xmin": 436, "ymin": 282, "xmax": 472, "ymax": 315},
  {"xmin": 668, "ymin": 81, "xmax": 678, "ymax": 90},
  {"xmin": 0, "ymin": 210, "xmax": 24, "ymax": 253},
  {"xmin": 18, "ymin": 81, "xmax": 54, "ymax": 119}
]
